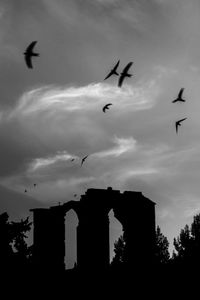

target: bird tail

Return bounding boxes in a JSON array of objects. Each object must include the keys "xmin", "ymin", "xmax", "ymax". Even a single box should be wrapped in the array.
[{"xmin": 126, "ymin": 73, "xmax": 132, "ymax": 78}]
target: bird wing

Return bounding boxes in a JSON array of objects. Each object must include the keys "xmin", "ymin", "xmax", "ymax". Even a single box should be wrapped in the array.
[
  {"xmin": 122, "ymin": 62, "xmax": 133, "ymax": 74},
  {"xmin": 179, "ymin": 117, "xmax": 187, "ymax": 123},
  {"xmin": 175, "ymin": 122, "xmax": 179, "ymax": 133},
  {"xmin": 104, "ymin": 71, "xmax": 113, "ymax": 80},
  {"xmin": 24, "ymin": 55, "xmax": 33, "ymax": 68},
  {"xmin": 113, "ymin": 60, "xmax": 120, "ymax": 71},
  {"xmin": 178, "ymin": 88, "xmax": 184, "ymax": 99},
  {"xmin": 118, "ymin": 74, "xmax": 125, "ymax": 87},
  {"xmin": 106, "ymin": 103, "xmax": 112, "ymax": 107},
  {"xmin": 26, "ymin": 41, "xmax": 37, "ymax": 53}
]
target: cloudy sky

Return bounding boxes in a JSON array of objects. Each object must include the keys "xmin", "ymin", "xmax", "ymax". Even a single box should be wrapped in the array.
[{"xmin": 0, "ymin": 0, "xmax": 200, "ymax": 266}]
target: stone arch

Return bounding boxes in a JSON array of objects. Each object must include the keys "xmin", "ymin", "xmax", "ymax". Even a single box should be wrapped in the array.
[
  {"xmin": 30, "ymin": 188, "xmax": 156, "ymax": 272},
  {"xmin": 62, "ymin": 201, "xmax": 80, "ymax": 269},
  {"xmin": 64, "ymin": 209, "xmax": 79, "ymax": 269},
  {"xmin": 108, "ymin": 209, "xmax": 123, "ymax": 263}
]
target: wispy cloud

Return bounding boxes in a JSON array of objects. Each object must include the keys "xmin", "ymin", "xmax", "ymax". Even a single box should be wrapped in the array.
[
  {"xmin": 29, "ymin": 151, "xmax": 75, "ymax": 171},
  {"xmin": 157, "ymin": 208, "xmax": 174, "ymax": 220},
  {"xmin": 93, "ymin": 136, "xmax": 137, "ymax": 158},
  {"xmin": 8, "ymin": 81, "xmax": 159, "ymax": 119},
  {"xmin": 42, "ymin": 0, "xmax": 149, "ymax": 34},
  {"xmin": 120, "ymin": 168, "xmax": 160, "ymax": 179},
  {"xmin": 27, "ymin": 136, "xmax": 137, "ymax": 174}
]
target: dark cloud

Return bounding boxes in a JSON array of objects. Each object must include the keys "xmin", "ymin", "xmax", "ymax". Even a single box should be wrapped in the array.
[{"xmin": 0, "ymin": 183, "xmax": 44, "ymax": 219}]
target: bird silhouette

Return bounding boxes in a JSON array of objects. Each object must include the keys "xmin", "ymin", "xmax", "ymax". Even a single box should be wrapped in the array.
[
  {"xmin": 102, "ymin": 103, "xmax": 112, "ymax": 113},
  {"xmin": 81, "ymin": 155, "xmax": 89, "ymax": 166},
  {"xmin": 104, "ymin": 60, "xmax": 120, "ymax": 80},
  {"xmin": 118, "ymin": 62, "xmax": 133, "ymax": 87},
  {"xmin": 24, "ymin": 189, "xmax": 27, "ymax": 193},
  {"xmin": 74, "ymin": 194, "xmax": 77, "ymax": 197},
  {"xmin": 33, "ymin": 183, "xmax": 37, "ymax": 187},
  {"xmin": 172, "ymin": 88, "xmax": 186, "ymax": 103},
  {"xmin": 175, "ymin": 118, "xmax": 187, "ymax": 134},
  {"xmin": 24, "ymin": 41, "xmax": 39, "ymax": 69},
  {"xmin": 71, "ymin": 158, "xmax": 75, "ymax": 162}
]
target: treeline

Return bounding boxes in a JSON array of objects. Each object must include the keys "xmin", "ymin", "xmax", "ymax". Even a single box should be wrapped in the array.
[
  {"xmin": 0, "ymin": 212, "xmax": 32, "ymax": 272},
  {"xmin": 111, "ymin": 212, "xmax": 200, "ymax": 267}
]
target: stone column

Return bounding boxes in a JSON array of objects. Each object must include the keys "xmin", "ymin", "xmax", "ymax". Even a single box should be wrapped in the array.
[
  {"xmin": 31, "ymin": 206, "xmax": 66, "ymax": 272},
  {"xmin": 77, "ymin": 212, "xmax": 110, "ymax": 271}
]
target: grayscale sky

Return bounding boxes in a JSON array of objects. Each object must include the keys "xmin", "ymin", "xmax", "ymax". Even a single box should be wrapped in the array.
[{"xmin": 0, "ymin": 0, "xmax": 200, "ymax": 266}]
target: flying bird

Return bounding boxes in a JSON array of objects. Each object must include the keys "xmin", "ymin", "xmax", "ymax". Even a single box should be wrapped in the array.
[
  {"xmin": 104, "ymin": 60, "xmax": 120, "ymax": 80},
  {"xmin": 172, "ymin": 88, "xmax": 186, "ymax": 103},
  {"xmin": 24, "ymin": 41, "xmax": 39, "ymax": 69},
  {"xmin": 71, "ymin": 158, "xmax": 75, "ymax": 162},
  {"xmin": 102, "ymin": 103, "xmax": 112, "ymax": 113},
  {"xmin": 33, "ymin": 184, "xmax": 37, "ymax": 187},
  {"xmin": 81, "ymin": 155, "xmax": 89, "ymax": 166},
  {"xmin": 118, "ymin": 62, "xmax": 133, "ymax": 87},
  {"xmin": 175, "ymin": 118, "xmax": 187, "ymax": 134},
  {"xmin": 24, "ymin": 189, "xmax": 27, "ymax": 193}
]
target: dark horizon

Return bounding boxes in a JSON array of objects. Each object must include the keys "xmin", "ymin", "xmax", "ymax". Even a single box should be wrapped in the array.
[
  {"xmin": 1, "ymin": 185, "xmax": 200, "ymax": 300},
  {"xmin": 1, "ymin": 186, "xmax": 200, "ymax": 283},
  {"xmin": 2, "ymin": 185, "xmax": 200, "ymax": 271}
]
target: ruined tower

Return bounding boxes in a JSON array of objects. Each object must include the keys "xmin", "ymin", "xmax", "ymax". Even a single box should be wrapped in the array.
[{"xmin": 30, "ymin": 187, "xmax": 156, "ymax": 272}]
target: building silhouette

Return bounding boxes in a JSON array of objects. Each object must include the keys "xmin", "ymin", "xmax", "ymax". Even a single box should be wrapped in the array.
[{"xmin": 30, "ymin": 187, "xmax": 156, "ymax": 273}]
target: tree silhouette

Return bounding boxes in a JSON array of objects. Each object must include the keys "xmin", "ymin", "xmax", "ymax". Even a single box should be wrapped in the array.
[
  {"xmin": 0, "ymin": 212, "xmax": 32, "ymax": 271},
  {"xmin": 11, "ymin": 217, "xmax": 32, "ymax": 265},
  {"xmin": 0, "ymin": 212, "xmax": 14, "ymax": 267},
  {"xmin": 155, "ymin": 226, "xmax": 170, "ymax": 264},
  {"xmin": 173, "ymin": 213, "xmax": 200, "ymax": 265},
  {"xmin": 112, "ymin": 226, "xmax": 170, "ymax": 267},
  {"xmin": 111, "ymin": 234, "xmax": 126, "ymax": 267},
  {"xmin": 173, "ymin": 224, "xmax": 192, "ymax": 263}
]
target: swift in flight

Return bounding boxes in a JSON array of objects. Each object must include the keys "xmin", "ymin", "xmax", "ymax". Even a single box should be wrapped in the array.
[
  {"xmin": 172, "ymin": 88, "xmax": 186, "ymax": 103},
  {"xmin": 175, "ymin": 118, "xmax": 187, "ymax": 134},
  {"xmin": 81, "ymin": 155, "xmax": 89, "ymax": 166},
  {"xmin": 102, "ymin": 103, "xmax": 112, "ymax": 113},
  {"xmin": 24, "ymin": 41, "xmax": 39, "ymax": 69},
  {"xmin": 104, "ymin": 60, "xmax": 120, "ymax": 80},
  {"xmin": 118, "ymin": 62, "xmax": 133, "ymax": 87}
]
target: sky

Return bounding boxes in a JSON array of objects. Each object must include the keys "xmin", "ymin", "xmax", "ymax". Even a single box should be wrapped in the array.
[{"xmin": 0, "ymin": 0, "xmax": 200, "ymax": 266}]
